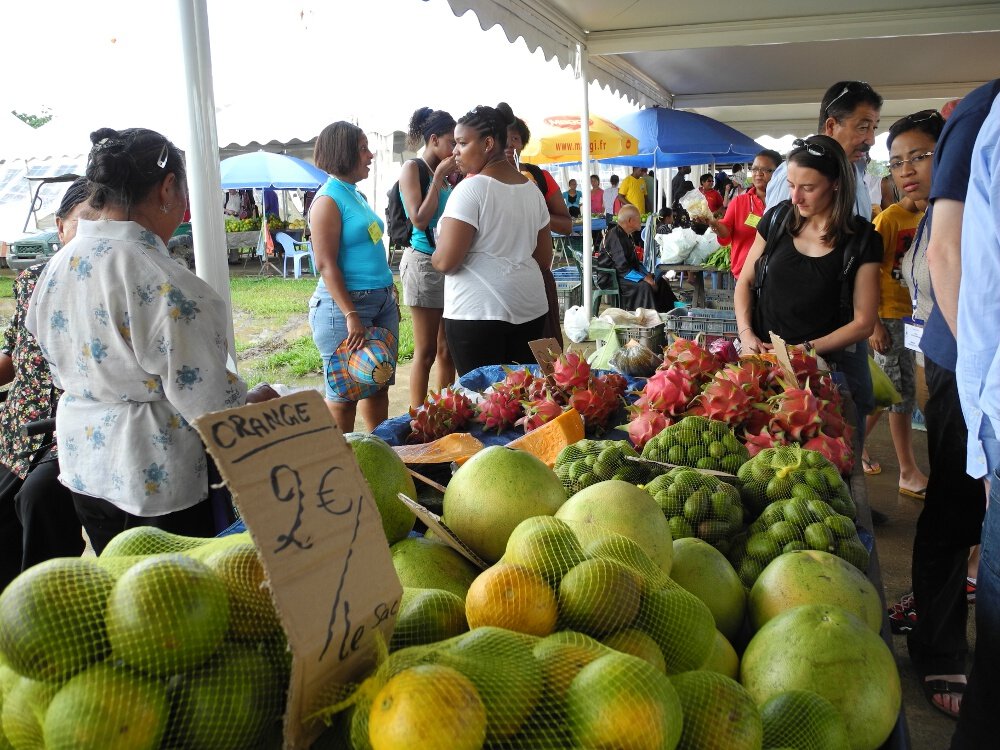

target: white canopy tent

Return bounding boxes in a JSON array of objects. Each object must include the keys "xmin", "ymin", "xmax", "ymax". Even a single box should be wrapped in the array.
[{"xmin": 422, "ymin": 0, "xmax": 1000, "ymax": 316}]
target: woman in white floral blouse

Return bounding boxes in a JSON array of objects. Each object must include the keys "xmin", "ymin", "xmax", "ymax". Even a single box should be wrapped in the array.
[{"xmin": 26, "ymin": 127, "xmax": 251, "ymax": 553}]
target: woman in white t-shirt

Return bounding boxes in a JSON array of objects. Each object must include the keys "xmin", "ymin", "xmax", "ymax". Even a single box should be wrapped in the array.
[{"xmin": 433, "ymin": 103, "xmax": 551, "ymax": 375}]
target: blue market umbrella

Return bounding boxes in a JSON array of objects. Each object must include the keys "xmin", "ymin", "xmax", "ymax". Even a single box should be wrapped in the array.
[
  {"xmin": 604, "ymin": 107, "xmax": 763, "ymax": 168},
  {"xmin": 219, "ymin": 151, "xmax": 329, "ymax": 189}
]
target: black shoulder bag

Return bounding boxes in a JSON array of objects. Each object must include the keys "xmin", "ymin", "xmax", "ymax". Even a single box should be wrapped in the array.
[{"xmin": 750, "ymin": 201, "xmax": 793, "ymax": 333}]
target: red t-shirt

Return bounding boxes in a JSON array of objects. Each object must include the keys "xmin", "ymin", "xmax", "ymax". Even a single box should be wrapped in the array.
[
  {"xmin": 701, "ymin": 188, "xmax": 724, "ymax": 213},
  {"xmin": 716, "ymin": 188, "xmax": 765, "ymax": 279}
]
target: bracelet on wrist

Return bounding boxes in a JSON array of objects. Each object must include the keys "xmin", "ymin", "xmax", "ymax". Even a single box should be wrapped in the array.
[
  {"xmin": 738, "ymin": 326, "xmax": 752, "ymax": 336},
  {"xmin": 345, "ymin": 310, "xmax": 359, "ymax": 318}
]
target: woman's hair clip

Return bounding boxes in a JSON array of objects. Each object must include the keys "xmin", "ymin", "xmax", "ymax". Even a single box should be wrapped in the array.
[
  {"xmin": 156, "ymin": 141, "xmax": 169, "ymax": 169},
  {"xmin": 93, "ymin": 136, "xmax": 124, "ymax": 154}
]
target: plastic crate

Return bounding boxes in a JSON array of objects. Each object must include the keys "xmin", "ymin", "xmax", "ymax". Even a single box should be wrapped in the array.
[
  {"xmin": 660, "ymin": 309, "xmax": 738, "ymax": 339},
  {"xmin": 614, "ymin": 322, "xmax": 665, "ymax": 351},
  {"xmin": 552, "ymin": 266, "xmax": 582, "ymax": 282},
  {"xmin": 556, "ymin": 280, "xmax": 582, "ymax": 317}
]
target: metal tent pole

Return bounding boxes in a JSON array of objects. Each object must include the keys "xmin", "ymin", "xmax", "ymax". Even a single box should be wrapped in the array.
[{"xmin": 579, "ymin": 44, "xmax": 593, "ymax": 320}]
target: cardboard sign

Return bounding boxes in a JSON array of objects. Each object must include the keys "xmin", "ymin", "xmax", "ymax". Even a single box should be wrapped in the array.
[
  {"xmin": 396, "ymin": 492, "xmax": 489, "ymax": 569},
  {"xmin": 194, "ymin": 391, "xmax": 402, "ymax": 749},
  {"xmin": 529, "ymin": 337, "xmax": 563, "ymax": 376}
]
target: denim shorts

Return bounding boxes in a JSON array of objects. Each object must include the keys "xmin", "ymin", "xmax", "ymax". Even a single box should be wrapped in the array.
[{"xmin": 308, "ymin": 285, "xmax": 399, "ymax": 402}]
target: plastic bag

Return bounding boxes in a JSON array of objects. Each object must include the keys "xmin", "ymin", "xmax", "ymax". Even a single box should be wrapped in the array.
[
  {"xmin": 586, "ymin": 320, "xmax": 620, "ymax": 370},
  {"xmin": 564, "ymin": 305, "xmax": 589, "ymax": 343},
  {"xmin": 656, "ymin": 227, "xmax": 697, "ymax": 265},
  {"xmin": 679, "ymin": 191, "xmax": 713, "ymax": 222},
  {"xmin": 687, "ymin": 230, "xmax": 721, "ymax": 266},
  {"xmin": 869, "ymin": 355, "xmax": 902, "ymax": 408}
]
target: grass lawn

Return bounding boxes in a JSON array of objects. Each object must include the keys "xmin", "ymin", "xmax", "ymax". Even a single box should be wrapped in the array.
[{"xmin": 230, "ymin": 277, "xmax": 413, "ymax": 387}]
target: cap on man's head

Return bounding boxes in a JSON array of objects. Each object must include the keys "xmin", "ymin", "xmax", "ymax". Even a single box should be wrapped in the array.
[{"xmin": 818, "ymin": 81, "xmax": 883, "ymax": 130}]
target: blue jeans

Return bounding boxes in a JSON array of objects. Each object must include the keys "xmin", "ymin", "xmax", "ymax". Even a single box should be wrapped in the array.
[
  {"xmin": 308, "ymin": 286, "xmax": 399, "ymax": 402},
  {"xmin": 952, "ymin": 425, "xmax": 1000, "ymax": 748}
]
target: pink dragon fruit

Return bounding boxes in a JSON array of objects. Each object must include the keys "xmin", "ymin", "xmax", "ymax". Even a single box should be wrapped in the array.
[
  {"xmin": 437, "ymin": 387, "xmax": 476, "ymax": 429},
  {"xmin": 552, "ymin": 351, "xmax": 591, "ymax": 392},
  {"xmin": 476, "ymin": 389, "xmax": 522, "ymax": 433},
  {"xmin": 624, "ymin": 407, "xmax": 671, "ymax": 450},
  {"xmin": 784, "ymin": 347, "xmax": 821, "ymax": 386},
  {"xmin": 708, "ymin": 337, "xmax": 740, "ymax": 364},
  {"xmin": 660, "ymin": 337, "xmax": 720, "ymax": 382},
  {"xmin": 407, "ymin": 387, "xmax": 476, "ymax": 443},
  {"xmin": 598, "ymin": 371, "xmax": 629, "ymax": 398},
  {"xmin": 691, "ymin": 377, "xmax": 756, "ymax": 427},
  {"xmin": 569, "ymin": 379, "xmax": 620, "ymax": 430},
  {"xmin": 803, "ymin": 433, "xmax": 855, "ymax": 474},
  {"xmin": 635, "ymin": 366, "xmax": 698, "ymax": 416},
  {"xmin": 516, "ymin": 396, "xmax": 564, "ymax": 433},
  {"xmin": 768, "ymin": 387, "xmax": 825, "ymax": 442},
  {"xmin": 501, "ymin": 367, "xmax": 535, "ymax": 399},
  {"xmin": 743, "ymin": 427, "xmax": 789, "ymax": 457}
]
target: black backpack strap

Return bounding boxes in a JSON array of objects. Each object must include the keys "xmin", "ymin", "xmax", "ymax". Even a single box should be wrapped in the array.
[
  {"xmin": 837, "ymin": 216, "xmax": 875, "ymax": 323},
  {"xmin": 752, "ymin": 200, "xmax": 792, "ymax": 299},
  {"xmin": 412, "ymin": 158, "xmax": 437, "ymax": 248}
]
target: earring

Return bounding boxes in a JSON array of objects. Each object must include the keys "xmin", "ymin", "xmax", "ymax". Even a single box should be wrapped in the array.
[{"xmin": 160, "ymin": 204, "xmax": 171, "ymax": 214}]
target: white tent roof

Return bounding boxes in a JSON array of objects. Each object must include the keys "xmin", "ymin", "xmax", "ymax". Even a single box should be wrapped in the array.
[{"xmin": 431, "ymin": 0, "xmax": 1000, "ymax": 137}]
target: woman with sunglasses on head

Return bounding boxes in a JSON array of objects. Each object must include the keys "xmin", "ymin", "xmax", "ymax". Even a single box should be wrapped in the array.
[
  {"xmin": 709, "ymin": 149, "xmax": 782, "ymax": 279},
  {"xmin": 433, "ymin": 103, "xmax": 551, "ymax": 375},
  {"xmin": 861, "ymin": 110, "xmax": 943, "ymax": 492},
  {"xmin": 25, "ymin": 128, "xmax": 256, "ymax": 553},
  {"xmin": 735, "ymin": 135, "xmax": 883, "ymax": 418}
]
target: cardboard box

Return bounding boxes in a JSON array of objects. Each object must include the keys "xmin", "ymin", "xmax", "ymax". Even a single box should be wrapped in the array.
[{"xmin": 195, "ymin": 390, "xmax": 402, "ymax": 749}]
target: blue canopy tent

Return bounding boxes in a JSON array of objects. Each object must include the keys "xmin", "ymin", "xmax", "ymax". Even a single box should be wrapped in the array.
[{"xmin": 603, "ymin": 107, "xmax": 763, "ymax": 169}]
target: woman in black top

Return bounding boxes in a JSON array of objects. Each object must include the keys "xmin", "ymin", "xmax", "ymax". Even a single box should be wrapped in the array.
[{"xmin": 735, "ymin": 135, "xmax": 882, "ymax": 410}]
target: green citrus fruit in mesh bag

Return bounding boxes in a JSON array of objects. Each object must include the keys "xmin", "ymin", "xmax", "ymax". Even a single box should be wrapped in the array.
[
  {"xmin": 645, "ymin": 469, "xmax": 746, "ymax": 555},
  {"xmin": 670, "ymin": 537, "xmax": 746, "ymax": 642},
  {"xmin": 601, "ymin": 628, "xmax": 666, "ymax": 673},
  {"xmin": 554, "ymin": 439, "xmax": 648, "ymax": 496},
  {"xmin": 556, "ymin": 480, "xmax": 673, "ymax": 574},
  {"xmin": 465, "ymin": 563, "xmax": 559, "ymax": 637},
  {"xmin": 106, "ymin": 554, "xmax": 229, "ymax": 677},
  {"xmin": 749, "ymin": 549, "xmax": 882, "ymax": 633},
  {"xmin": 503, "ymin": 516, "xmax": 587, "ymax": 585},
  {"xmin": 368, "ymin": 664, "xmax": 487, "ymax": 750},
  {"xmin": 0, "ymin": 558, "xmax": 113, "ymax": 683},
  {"xmin": 1, "ymin": 674, "xmax": 58, "ymax": 750},
  {"xmin": 700, "ymin": 630, "xmax": 740, "ymax": 680},
  {"xmin": 43, "ymin": 662, "xmax": 169, "ymax": 750},
  {"xmin": 99, "ymin": 526, "xmax": 211, "ymax": 558},
  {"xmin": 760, "ymin": 689, "xmax": 850, "ymax": 750},
  {"xmin": 741, "ymin": 605, "xmax": 901, "ymax": 750},
  {"xmin": 671, "ymin": 670, "xmax": 763, "ymax": 750},
  {"xmin": 171, "ymin": 642, "xmax": 285, "ymax": 750},
  {"xmin": 636, "ymin": 587, "xmax": 715, "ymax": 675},
  {"xmin": 641, "ymin": 416, "xmax": 749, "ymax": 474},
  {"xmin": 566, "ymin": 651, "xmax": 683, "ymax": 750},
  {"xmin": 389, "ymin": 588, "xmax": 468, "ymax": 652},
  {"xmin": 204, "ymin": 542, "xmax": 283, "ymax": 641},
  {"xmin": 389, "ymin": 536, "xmax": 480, "ymax": 599},
  {"xmin": 737, "ymin": 445, "xmax": 855, "ymax": 519},
  {"xmin": 558, "ymin": 557, "xmax": 642, "ymax": 637}
]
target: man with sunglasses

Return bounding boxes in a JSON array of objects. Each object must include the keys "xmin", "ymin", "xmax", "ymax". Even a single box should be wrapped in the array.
[{"xmin": 766, "ymin": 80, "xmax": 883, "ymax": 219}]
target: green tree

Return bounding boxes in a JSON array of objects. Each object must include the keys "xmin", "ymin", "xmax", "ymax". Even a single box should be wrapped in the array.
[{"xmin": 11, "ymin": 110, "xmax": 53, "ymax": 129}]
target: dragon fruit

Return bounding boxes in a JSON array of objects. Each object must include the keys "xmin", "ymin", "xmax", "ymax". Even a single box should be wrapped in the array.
[
  {"xmin": 598, "ymin": 372, "xmax": 629, "ymax": 398},
  {"xmin": 660, "ymin": 337, "xmax": 719, "ymax": 382},
  {"xmin": 803, "ymin": 433, "xmax": 854, "ymax": 474},
  {"xmin": 691, "ymin": 376, "xmax": 756, "ymax": 427},
  {"xmin": 552, "ymin": 351, "xmax": 591, "ymax": 392},
  {"xmin": 624, "ymin": 407, "xmax": 671, "ymax": 450},
  {"xmin": 635, "ymin": 366, "xmax": 698, "ymax": 416},
  {"xmin": 743, "ymin": 427, "xmax": 789, "ymax": 458},
  {"xmin": 407, "ymin": 387, "xmax": 476, "ymax": 443},
  {"xmin": 785, "ymin": 347, "xmax": 821, "ymax": 385},
  {"xmin": 501, "ymin": 366, "xmax": 535, "ymax": 399},
  {"xmin": 516, "ymin": 396, "xmax": 564, "ymax": 433},
  {"xmin": 768, "ymin": 387, "xmax": 825, "ymax": 442},
  {"xmin": 476, "ymin": 389, "xmax": 522, "ymax": 433},
  {"xmin": 569, "ymin": 379, "xmax": 620, "ymax": 430}
]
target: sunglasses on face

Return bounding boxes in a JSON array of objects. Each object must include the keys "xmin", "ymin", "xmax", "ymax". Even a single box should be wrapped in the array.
[
  {"xmin": 825, "ymin": 81, "xmax": 874, "ymax": 115},
  {"xmin": 750, "ymin": 166, "xmax": 774, "ymax": 175}
]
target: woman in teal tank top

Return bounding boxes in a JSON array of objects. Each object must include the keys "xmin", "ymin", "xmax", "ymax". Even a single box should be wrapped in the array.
[
  {"xmin": 398, "ymin": 107, "xmax": 459, "ymax": 409},
  {"xmin": 309, "ymin": 122, "xmax": 398, "ymax": 433}
]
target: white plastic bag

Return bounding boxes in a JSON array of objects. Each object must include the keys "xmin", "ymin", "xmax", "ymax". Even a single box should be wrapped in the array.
[
  {"xmin": 656, "ymin": 227, "xmax": 697, "ymax": 265},
  {"xmin": 564, "ymin": 305, "xmax": 590, "ymax": 343},
  {"xmin": 680, "ymin": 190, "xmax": 713, "ymax": 222},
  {"xmin": 687, "ymin": 230, "xmax": 721, "ymax": 266}
]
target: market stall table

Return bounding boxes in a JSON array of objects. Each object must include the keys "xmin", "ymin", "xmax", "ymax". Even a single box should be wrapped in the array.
[{"xmin": 656, "ymin": 263, "xmax": 732, "ymax": 308}]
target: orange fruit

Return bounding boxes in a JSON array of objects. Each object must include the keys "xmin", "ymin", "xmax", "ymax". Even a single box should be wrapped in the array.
[
  {"xmin": 465, "ymin": 563, "xmax": 558, "ymax": 636},
  {"xmin": 368, "ymin": 664, "xmax": 486, "ymax": 750}
]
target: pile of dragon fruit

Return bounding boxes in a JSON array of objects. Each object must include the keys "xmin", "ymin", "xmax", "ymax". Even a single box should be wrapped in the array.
[
  {"xmin": 625, "ymin": 338, "xmax": 854, "ymax": 474},
  {"xmin": 407, "ymin": 353, "xmax": 628, "ymax": 442},
  {"xmin": 406, "ymin": 337, "xmax": 854, "ymax": 475}
]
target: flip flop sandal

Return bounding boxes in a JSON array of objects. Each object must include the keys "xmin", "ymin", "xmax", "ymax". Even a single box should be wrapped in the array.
[
  {"xmin": 898, "ymin": 486, "xmax": 927, "ymax": 500},
  {"xmin": 967, "ymin": 577, "xmax": 977, "ymax": 604},
  {"xmin": 922, "ymin": 678, "xmax": 965, "ymax": 720},
  {"xmin": 862, "ymin": 456, "xmax": 882, "ymax": 475},
  {"xmin": 889, "ymin": 606, "xmax": 917, "ymax": 635}
]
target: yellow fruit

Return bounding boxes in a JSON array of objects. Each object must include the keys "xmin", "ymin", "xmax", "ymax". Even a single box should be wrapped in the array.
[
  {"xmin": 636, "ymin": 586, "xmax": 715, "ymax": 675},
  {"xmin": 601, "ymin": 629, "xmax": 666, "ymax": 673},
  {"xmin": 1, "ymin": 675, "xmax": 58, "ymax": 750},
  {"xmin": 567, "ymin": 652, "xmax": 683, "ymax": 750},
  {"xmin": 761, "ymin": 690, "xmax": 850, "ymax": 750},
  {"xmin": 503, "ymin": 516, "xmax": 586, "ymax": 585},
  {"xmin": 670, "ymin": 537, "xmax": 746, "ymax": 642},
  {"xmin": 368, "ymin": 665, "xmax": 486, "ymax": 750},
  {"xmin": 465, "ymin": 563, "xmax": 558, "ymax": 636},
  {"xmin": 204, "ymin": 543, "xmax": 283, "ymax": 640},
  {"xmin": 558, "ymin": 558, "xmax": 642, "ymax": 636},
  {"xmin": 100, "ymin": 526, "xmax": 210, "ymax": 558},
  {"xmin": 532, "ymin": 631, "xmax": 608, "ymax": 703}
]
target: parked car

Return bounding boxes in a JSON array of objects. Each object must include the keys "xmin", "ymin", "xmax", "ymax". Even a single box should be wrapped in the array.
[{"xmin": 6, "ymin": 230, "xmax": 61, "ymax": 272}]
